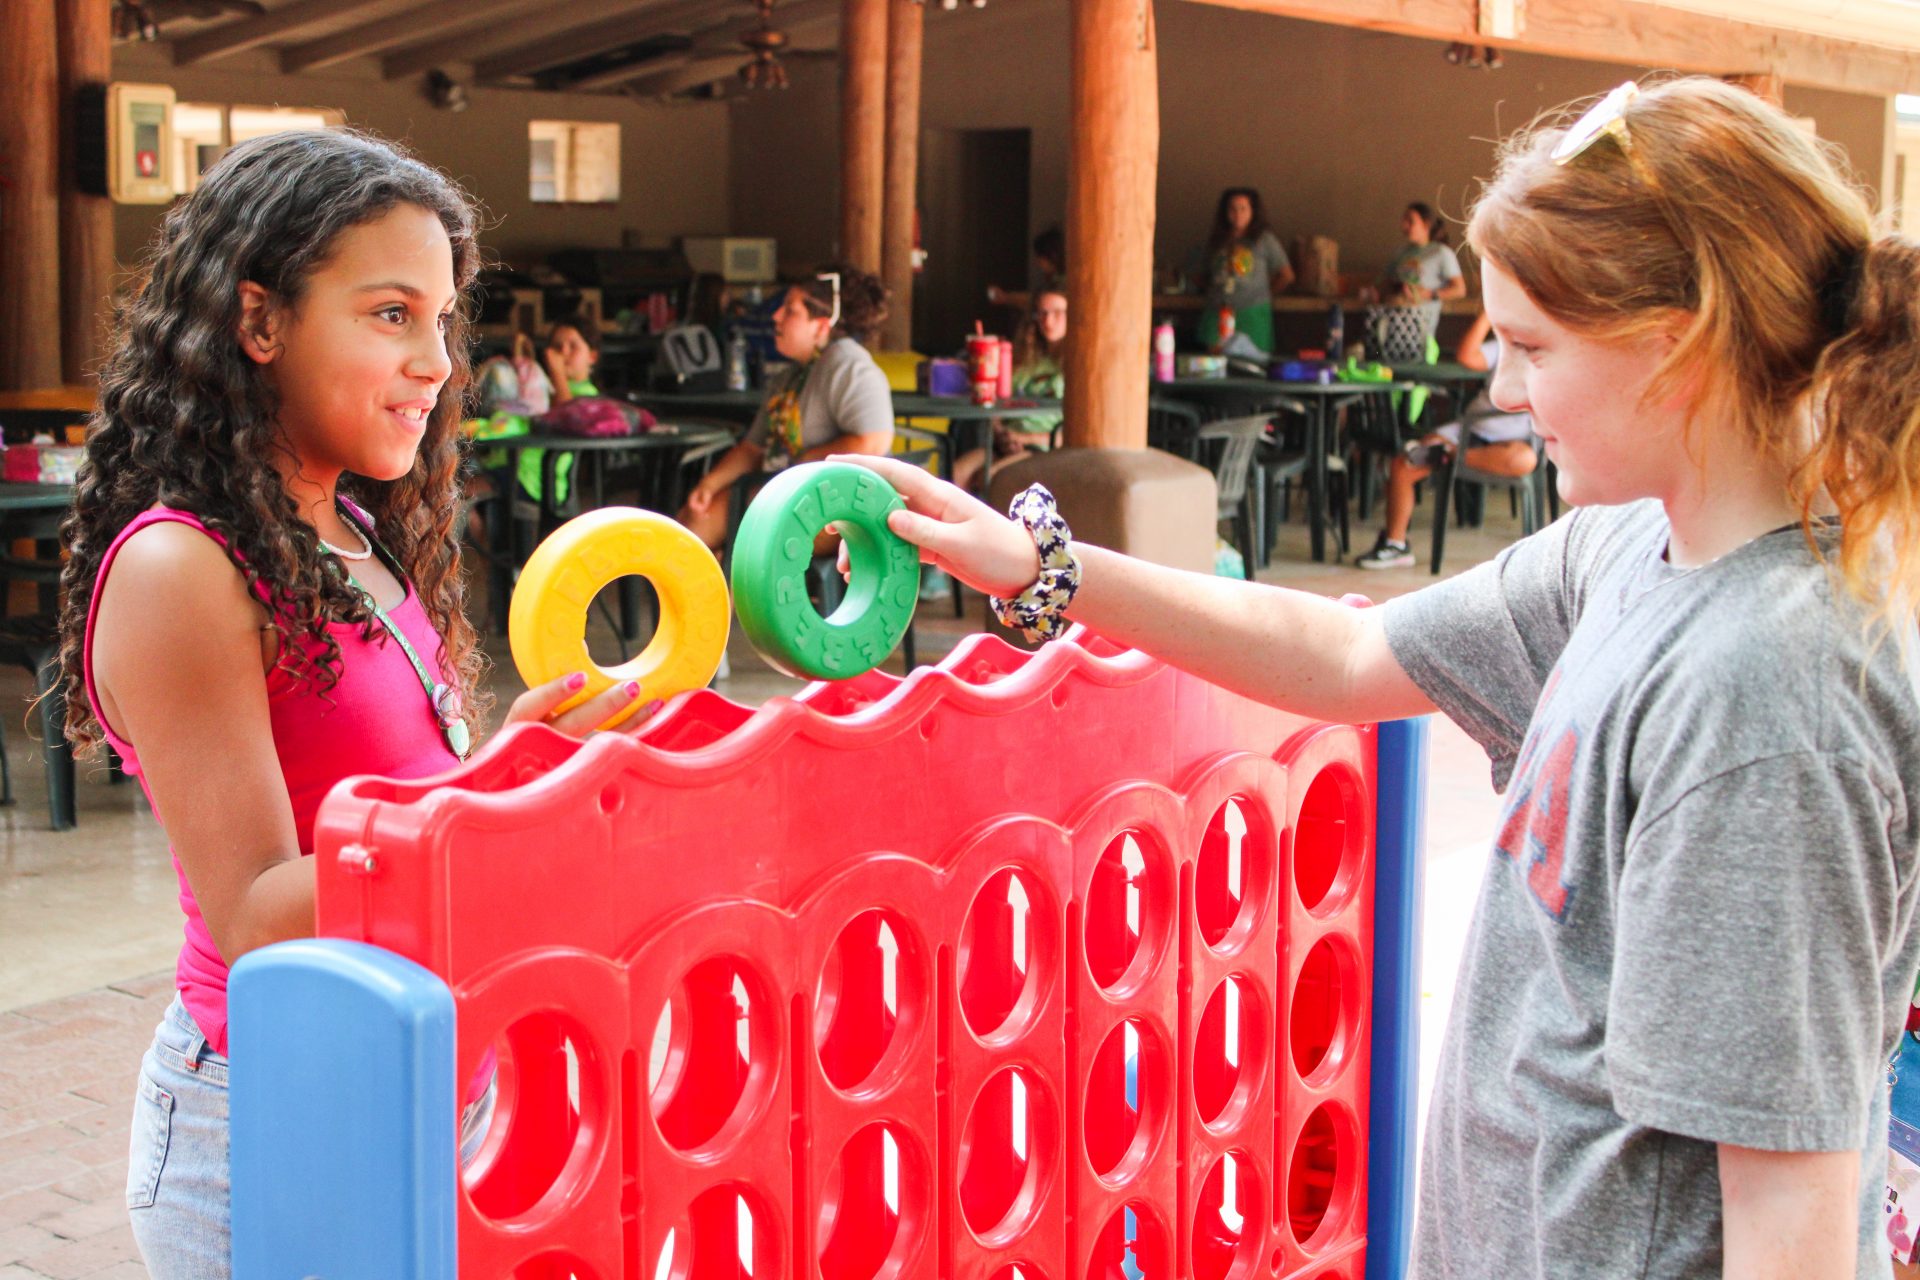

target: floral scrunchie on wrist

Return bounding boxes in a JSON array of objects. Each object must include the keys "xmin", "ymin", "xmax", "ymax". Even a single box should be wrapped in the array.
[{"xmin": 989, "ymin": 484, "xmax": 1081, "ymax": 642}]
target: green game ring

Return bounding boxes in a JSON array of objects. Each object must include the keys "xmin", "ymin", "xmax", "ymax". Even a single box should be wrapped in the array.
[{"xmin": 730, "ymin": 462, "xmax": 921, "ymax": 681}]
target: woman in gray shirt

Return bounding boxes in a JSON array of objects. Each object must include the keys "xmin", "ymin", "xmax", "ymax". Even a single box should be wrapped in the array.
[
  {"xmin": 1365, "ymin": 202, "xmax": 1468, "ymax": 360},
  {"xmin": 678, "ymin": 265, "xmax": 895, "ymax": 549},
  {"xmin": 1193, "ymin": 186, "xmax": 1293, "ymax": 354}
]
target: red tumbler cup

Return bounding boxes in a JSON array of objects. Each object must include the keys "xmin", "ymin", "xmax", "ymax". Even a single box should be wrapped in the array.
[{"xmin": 968, "ymin": 333, "xmax": 1001, "ymax": 406}]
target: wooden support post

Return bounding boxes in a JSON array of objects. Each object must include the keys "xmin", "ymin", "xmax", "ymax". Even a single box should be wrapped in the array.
[
  {"xmin": 1064, "ymin": 0, "xmax": 1158, "ymax": 448},
  {"xmin": 1725, "ymin": 71, "xmax": 1786, "ymax": 106},
  {"xmin": 840, "ymin": 0, "xmax": 888, "ymax": 273},
  {"xmin": 58, "ymin": 0, "xmax": 115, "ymax": 387},
  {"xmin": 880, "ymin": 0, "xmax": 923, "ymax": 352},
  {"xmin": 0, "ymin": 0, "xmax": 65, "ymax": 390}
]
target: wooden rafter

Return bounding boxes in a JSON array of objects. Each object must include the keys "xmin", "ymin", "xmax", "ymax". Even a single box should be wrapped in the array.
[
  {"xmin": 472, "ymin": 0, "xmax": 695, "ymax": 80},
  {"xmin": 621, "ymin": 52, "xmax": 749, "ymax": 94},
  {"xmin": 280, "ymin": 0, "xmax": 542, "ymax": 72},
  {"xmin": 1183, "ymin": 0, "xmax": 1920, "ymax": 96},
  {"xmin": 381, "ymin": 0, "xmax": 618, "ymax": 79},
  {"xmin": 613, "ymin": 1, "xmax": 838, "ymax": 92},
  {"xmin": 528, "ymin": 0, "xmax": 743, "ymax": 86},
  {"xmin": 170, "ymin": 0, "xmax": 404, "ymax": 65}
]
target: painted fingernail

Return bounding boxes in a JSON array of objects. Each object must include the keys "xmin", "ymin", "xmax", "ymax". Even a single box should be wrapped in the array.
[
  {"xmin": 642, "ymin": 699, "xmax": 664, "ymax": 716},
  {"xmin": 625, "ymin": 681, "xmax": 643, "ymax": 699},
  {"xmin": 565, "ymin": 672, "xmax": 587, "ymax": 691}
]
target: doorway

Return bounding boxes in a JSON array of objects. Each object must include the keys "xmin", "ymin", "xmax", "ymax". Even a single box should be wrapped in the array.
[{"xmin": 913, "ymin": 128, "xmax": 1031, "ymax": 353}]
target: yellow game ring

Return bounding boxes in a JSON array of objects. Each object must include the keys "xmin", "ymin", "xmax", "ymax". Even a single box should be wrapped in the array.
[{"xmin": 508, "ymin": 507, "xmax": 730, "ymax": 728}]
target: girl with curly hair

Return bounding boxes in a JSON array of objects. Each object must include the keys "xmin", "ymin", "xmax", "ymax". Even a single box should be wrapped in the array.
[
  {"xmin": 846, "ymin": 78, "xmax": 1920, "ymax": 1276},
  {"xmin": 66, "ymin": 129, "xmax": 654, "ymax": 1277}
]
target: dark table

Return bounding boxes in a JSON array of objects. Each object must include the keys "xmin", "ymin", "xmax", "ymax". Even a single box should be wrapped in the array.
[
  {"xmin": 0, "ymin": 483, "xmax": 71, "ymax": 615},
  {"xmin": 1387, "ymin": 361, "xmax": 1491, "ymax": 423},
  {"xmin": 891, "ymin": 395, "xmax": 1064, "ymax": 491},
  {"xmin": 633, "ymin": 389, "xmax": 1066, "ymax": 487},
  {"xmin": 628, "ymin": 389, "xmax": 763, "ymax": 424},
  {"xmin": 0, "ymin": 482, "xmax": 74, "ymax": 518},
  {"xmin": 1158, "ymin": 377, "xmax": 1417, "ymax": 562}
]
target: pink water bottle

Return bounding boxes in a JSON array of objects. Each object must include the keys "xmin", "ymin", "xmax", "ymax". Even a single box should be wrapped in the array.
[
  {"xmin": 997, "ymin": 338, "xmax": 1014, "ymax": 400},
  {"xmin": 1153, "ymin": 321, "xmax": 1176, "ymax": 382}
]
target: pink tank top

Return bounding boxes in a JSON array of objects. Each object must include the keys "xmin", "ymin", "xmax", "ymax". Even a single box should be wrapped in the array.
[{"xmin": 82, "ymin": 505, "xmax": 461, "ymax": 1055}]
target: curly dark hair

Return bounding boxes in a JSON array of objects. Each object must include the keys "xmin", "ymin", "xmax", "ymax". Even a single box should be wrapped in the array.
[
  {"xmin": 55, "ymin": 127, "xmax": 487, "ymax": 753},
  {"xmin": 794, "ymin": 263, "xmax": 889, "ymax": 345},
  {"xmin": 1207, "ymin": 187, "xmax": 1271, "ymax": 257}
]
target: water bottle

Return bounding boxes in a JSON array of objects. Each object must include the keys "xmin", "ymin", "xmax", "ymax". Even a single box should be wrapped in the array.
[
  {"xmin": 1326, "ymin": 303, "xmax": 1345, "ymax": 363},
  {"xmin": 1152, "ymin": 321, "xmax": 1176, "ymax": 382},
  {"xmin": 726, "ymin": 329, "xmax": 749, "ymax": 391}
]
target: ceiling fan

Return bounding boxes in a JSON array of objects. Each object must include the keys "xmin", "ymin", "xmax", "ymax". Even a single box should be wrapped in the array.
[
  {"xmin": 113, "ymin": 0, "xmax": 266, "ymax": 42},
  {"xmin": 737, "ymin": 0, "xmax": 790, "ymax": 90},
  {"xmin": 735, "ymin": 0, "xmax": 835, "ymax": 89}
]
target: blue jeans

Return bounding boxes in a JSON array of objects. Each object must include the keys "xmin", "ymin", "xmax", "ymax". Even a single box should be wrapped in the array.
[{"xmin": 126, "ymin": 996, "xmax": 494, "ymax": 1278}]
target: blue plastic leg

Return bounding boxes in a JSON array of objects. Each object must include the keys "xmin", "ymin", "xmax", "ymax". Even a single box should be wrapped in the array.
[
  {"xmin": 230, "ymin": 939, "xmax": 457, "ymax": 1280},
  {"xmin": 1368, "ymin": 717, "xmax": 1429, "ymax": 1280}
]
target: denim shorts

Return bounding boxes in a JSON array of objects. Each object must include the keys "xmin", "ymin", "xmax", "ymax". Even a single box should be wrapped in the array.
[{"xmin": 126, "ymin": 995, "xmax": 495, "ymax": 1279}]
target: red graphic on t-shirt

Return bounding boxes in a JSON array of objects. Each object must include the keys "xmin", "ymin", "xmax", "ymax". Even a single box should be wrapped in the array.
[{"xmin": 1494, "ymin": 724, "xmax": 1579, "ymax": 920}]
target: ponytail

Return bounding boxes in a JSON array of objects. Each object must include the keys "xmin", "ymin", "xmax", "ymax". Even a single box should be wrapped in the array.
[
  {"xmin": 1801, "ymin": 236, "xmax": 1920, "ymax": 619},
  {"xmin": 797, "ymin": 263, "xmax": 890, "ymax": 346}
]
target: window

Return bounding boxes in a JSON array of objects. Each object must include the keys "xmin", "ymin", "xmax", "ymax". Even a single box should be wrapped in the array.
[
  {"xmin": 227, "ymin": 104, "xmax": 343, "ymax": 144},
  {"xmin": 171, "ymin": 102, "xmax": 226, "ymax": 195},
  {"xmin": 167, "ymin": 102, "xmax": 345, "ymax": 195},
  {"xmin": 529, "ymin": 121, "xmax": 621, "ymax": 204}
]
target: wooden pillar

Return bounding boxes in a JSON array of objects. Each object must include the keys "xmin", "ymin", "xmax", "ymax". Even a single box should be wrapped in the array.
[
  {"xmin": 839, "ymin": 0, "xmax": 887, "ymax": 273},
  {"xmin": 879, "ymin": 0, "xmax": 923, "ymax": 351},
  {"xmin": 1064, "ymin": 0, "xmax": 1158, "ymax": 448},
  {"xmin": 58, "ymin": 0, "xmax": 115, "ymax": 386},
  {"xmin": 0, "ymin": 0, "xmax": 65, "ymax": 390},
  {"xmin": 1725, "ymin": 72, "xmax": 1785, "ymax": 107}
]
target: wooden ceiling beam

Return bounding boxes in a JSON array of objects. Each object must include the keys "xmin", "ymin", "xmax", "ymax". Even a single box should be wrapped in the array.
[
  {"xmin": 622, "ymin": 53, "xmax": 743, "ymax": 95},
  {"xmin": 472, "ymin": 0, "xmax": 691, "ymax": 80},
  {"xmin": 381, "ymin": 0, "xmax": 613, "ymax": 78},
  {"xmin": 622, "ymin": 7, "xmax": 837, "ymax": 94},
  {"xmin": 171, "ymin": 0, "xmax": 402, "ymax": 65},
  {"xmin": 281, "ymin": 0, "xmax": 539, "ymax": 72},
  {"xmin": 532, "ymin": 0, "xmax": 745, "ymax": 87},
  {"xmin": 1183, "ymin": 0, "xmax": 1920, "ymax": 97}
]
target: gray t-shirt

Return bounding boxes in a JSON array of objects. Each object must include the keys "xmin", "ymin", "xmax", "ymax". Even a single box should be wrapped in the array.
[
  {"xmin": 1201, "ymin": 231, "xmax": 1291, "ymax": 312},
  {"xmin": 1383, "ymin": 500, "xmax": 1920, "ymax": 1279},
  {"xmin": 745, "ymin": 337, "xmax": 894, "ymax": 465},
  {"xmin": 1385, "ymin": 241, "xmax": 1462, "ymax": 294}
]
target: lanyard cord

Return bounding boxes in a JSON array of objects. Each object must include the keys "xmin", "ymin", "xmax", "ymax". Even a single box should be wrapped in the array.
[{"xmin": 332, "ymin": 502, "xmax": 471, "ymax": 758}]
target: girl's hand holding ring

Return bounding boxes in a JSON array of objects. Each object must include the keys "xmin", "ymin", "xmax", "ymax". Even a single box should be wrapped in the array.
[
  {"xmin": 504, "ymin": 670, "xmax": 663, "ymax": 739},
  {"xmin": 828, "ymin": 454, "xmax": 1042, "ymax": 596}
]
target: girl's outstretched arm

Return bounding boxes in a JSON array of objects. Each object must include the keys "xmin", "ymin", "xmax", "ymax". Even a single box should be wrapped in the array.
[{"xmin": 838, "ymin": 454, "xmax": 1435, "ymax": 725}]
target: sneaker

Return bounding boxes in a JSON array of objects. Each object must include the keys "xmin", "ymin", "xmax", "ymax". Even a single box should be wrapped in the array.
[
  {"xmin": 1401, "ymin": 439, "xmax": 1454, "ymax": 471},
  {"xmin": 1355, "ymin": 536, "xmax": 1414, "ymax": 570}
]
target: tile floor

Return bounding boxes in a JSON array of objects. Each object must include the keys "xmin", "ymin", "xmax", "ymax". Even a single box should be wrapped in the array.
[{"xmin": 0, "ymin": 501, "xmax": 1518, "ymax": 1278}]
